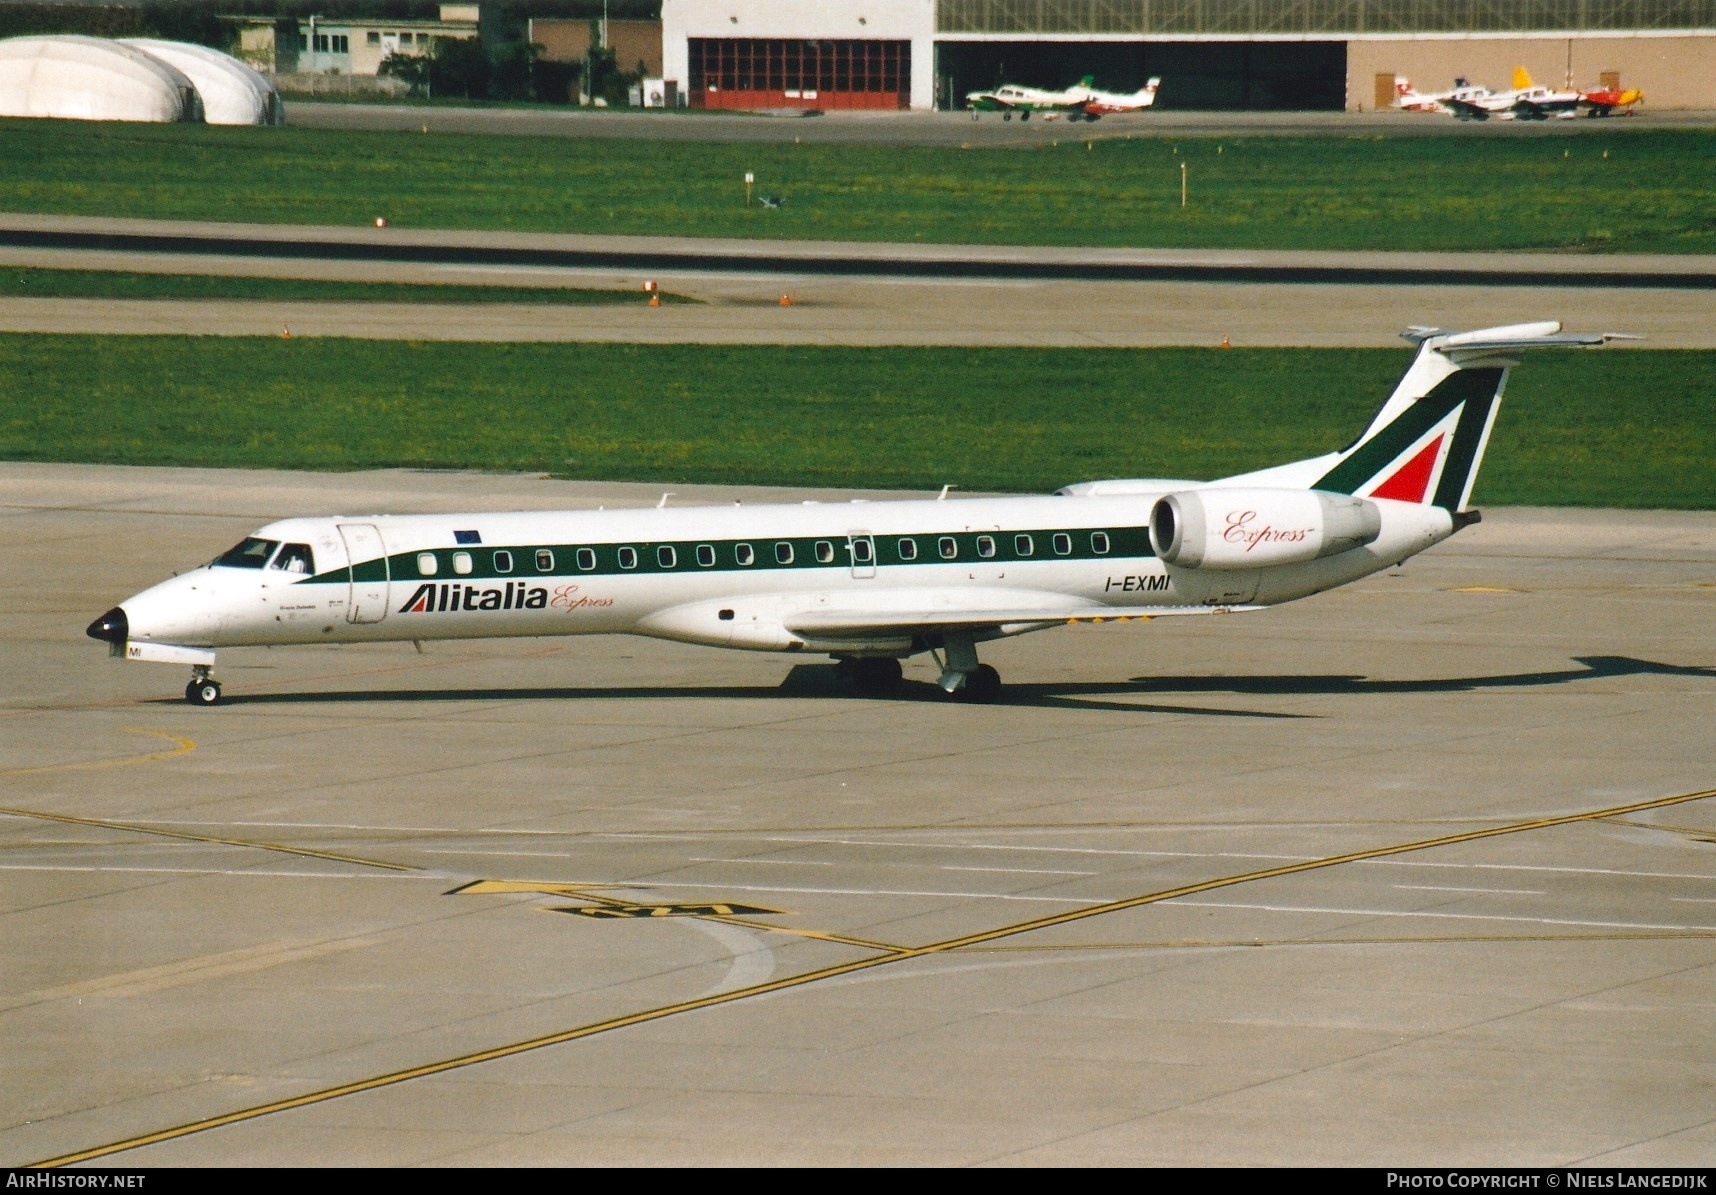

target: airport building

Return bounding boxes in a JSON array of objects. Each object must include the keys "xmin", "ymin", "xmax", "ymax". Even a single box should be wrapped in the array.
[{"xmin": 662, "ymin": 0, "xmax": 1716, "ymax": 110}]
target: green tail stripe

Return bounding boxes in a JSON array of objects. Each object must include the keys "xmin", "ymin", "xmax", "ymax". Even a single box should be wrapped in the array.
[
  {"xmin": 1431, "ymin": 378, "xmax": 1501, "ymax": 511},
  {"xmin": 1315, "ymin": 368, "xmax": 1502, "ymax": 500}
]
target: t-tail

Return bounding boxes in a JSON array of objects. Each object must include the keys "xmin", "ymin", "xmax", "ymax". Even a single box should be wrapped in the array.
[{"xmin": 1217, "ymin": 322, "xmax": 1631, "ymax": 518}]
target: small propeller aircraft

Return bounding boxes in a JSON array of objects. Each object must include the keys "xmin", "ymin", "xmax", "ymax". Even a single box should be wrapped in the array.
[
  {"xmin": 1576, "ymin": 83, "xmax": 1644, "ymax": 117},
  {"xmin": 1077, "ymin": 77, "xmax": 1161, "ymax": 119},
  {"xmin": 965, "ymin": 76, "xmax": 1097, "ymax": 121},
  {"xmin": 88, "ymin": 323, "xmax": 1627, "ymax": 706},
  {"xmin": 1391, "ymin": 75, "xmax": 1492, "ymax": 114}
]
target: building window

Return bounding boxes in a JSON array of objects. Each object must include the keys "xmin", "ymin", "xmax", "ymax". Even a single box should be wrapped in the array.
[
  {"xmin": 331, "ymin": 34, "xmax": 349, "ymax": 54},
  {"xmin": 367, "ymin": 31, "xmax": 380, "ymax": 45}
]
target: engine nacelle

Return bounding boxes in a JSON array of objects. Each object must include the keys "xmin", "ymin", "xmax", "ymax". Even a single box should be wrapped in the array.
[{"xmin": 1150, "ymin": 488, "xmax": 1382, "ymax": 570}]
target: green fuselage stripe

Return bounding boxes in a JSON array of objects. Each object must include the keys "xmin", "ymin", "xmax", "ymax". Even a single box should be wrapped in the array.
[{"xmin": 311, "ymin": 525, "xmax": 1153, "ymax": 587}]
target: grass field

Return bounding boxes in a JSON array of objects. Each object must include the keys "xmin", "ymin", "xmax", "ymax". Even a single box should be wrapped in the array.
[
  {"xmin": 2, "ymin": 335, "xmax": 1708, "ymax": 509},
  {"xmin": 3, "ymin": 118, "xmax": 1714, "ymax": 253},
  {"xmin": 0, "ymin": 266, "xmax": 689, "ymax": 303}
]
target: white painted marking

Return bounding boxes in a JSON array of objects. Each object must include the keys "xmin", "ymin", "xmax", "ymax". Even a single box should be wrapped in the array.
[
  {"xmin": 1373, "ymin": 859, "xmax": 1716, "ymax": 882},
  {"xmin": 1170, "ymin": 899, "xmax": 1716, "ymax": 933},
  {"xmin": 1393, "ymin": 884, "xmax": 1547, "ymax": 895},
  {"xmin": 0, "ymin": 865, "xmax": 421, "ymax": 879},
  {"xmin": 940, "ymin": 866, "xmax": 1095, "ymax": 876},
  {"xmin": 687, "ymin": 857, "xmax": 835, "ymax": 867},
  {"xmin": 635, "ymin": 880, "xmax": 1094, "ymax": 903},
  {"xmin": 686, "ymin": 918, "xmax": 777, "ymax": 997}
]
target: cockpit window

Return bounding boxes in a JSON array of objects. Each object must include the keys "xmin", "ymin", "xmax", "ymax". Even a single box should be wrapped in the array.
[
  {"xmin": 213, "ymin": 537, "xmax": 278, "ymax": 569},
  {"xmin": 270, "ymin": 543, "xmax": 315, "ymax": 575}
]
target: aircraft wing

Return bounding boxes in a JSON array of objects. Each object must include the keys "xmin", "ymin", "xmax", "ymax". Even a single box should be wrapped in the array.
[
  {"xmin": 1442, "ymin": 97, "xmax": 1492, "ymax": 120},
  {"xmin": 784, "ymin": 594, "xmax": 1244, "ymax": 641}
]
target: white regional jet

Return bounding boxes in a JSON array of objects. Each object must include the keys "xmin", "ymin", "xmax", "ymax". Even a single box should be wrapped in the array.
[{"xmin": 88, "ymin": 323, "xmax": 1622, "ymax": 706}]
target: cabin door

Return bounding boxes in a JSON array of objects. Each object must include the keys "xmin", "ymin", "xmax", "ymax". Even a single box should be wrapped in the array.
[
  {"xmin": 848, "ymin": 532, "xmax": 876, "ymax": 579},
  {"xmin": 337, "ymin": 523, "xmax": 390, "ymax": 624}
]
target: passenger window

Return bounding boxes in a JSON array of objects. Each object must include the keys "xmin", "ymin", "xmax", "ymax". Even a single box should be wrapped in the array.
[
  {"xmin": 1053, "ymin": 533, "xmax": 1072, "ymax": 556},
  {"xmin": 898, "ymin": 538, "xmax": 918, "ymax": 561},
  {"xmin": 657, "ymin": 545, "xmax": 677, "ymax": 568},
  {"xmin": 619, "ymin": 546, "xmax": 638, "ymax": 570},
  {"xmin": 214, "ymin": 537, "xmax": 277, "ymax": 569},
  {"xmin": 851, "ymin": 538, "xmax": 873, "ymax": 564},
  {"xmin": 938, "ymin": 536, "xmax": 957, "ymax": 560},
  {"xmin": 452, "ymin": 551, "xmax": 473, "ymax": 575},
  {"xmin": 535, "ymin": 549, "xmax": 554, "ymax": 572},
  {"xmin": 976, "ymin": 535, "xmax": 996, "ymax": 558},
  {"xmin": 576, "ymin": 548, "xmax": 596, "ymax": 571},
  {"xmin": 1015, "ymin": 534, "xmax": 1034, "ymax": 556},
  {"xmin": 493, "ymin": 550, "xmax": 513, "ymax": 574},
  {"xmin": 270, "ymin": 543, "xmax": 314, "ymax": 574},
  {"xmin": 815, "ymin": 540, "xmax": 834, "ymax": 564},
  {"xmin": 775, "ymin": 542, "xmax": 794, "ymax": 565},
  {"xmin": 696, "ymin": 544, "xmax": 715, "ymax": 567},
  {"xmin": 416, "ymin": 552, "xmax": 438, "ymax": 576},
  {"xmin": 735, "ymin": 543, "xmax": 755, "ymax": 566},
  {"xmin": 1091, "ymin": 532, "xmax": 1111, "ymax": 555}
]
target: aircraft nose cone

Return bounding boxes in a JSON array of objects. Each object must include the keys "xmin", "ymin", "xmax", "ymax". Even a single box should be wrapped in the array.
[{"xmin": 86, "ymin": 606, "xmax": 128, "ymax": 645}]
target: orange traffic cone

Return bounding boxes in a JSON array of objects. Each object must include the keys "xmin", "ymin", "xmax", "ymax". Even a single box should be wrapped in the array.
[
  {"xmin": 779, "ymin": 294, "xmax": 794, "ymax": 307},
  {"xmin": 281, "ymin": 325, "xmax": 292, "ymax": 339},
  {"xmin": 648, "ymin": 293, "xmax": 660, "ymax": 307},
  {"xmin": 1219, "ymin": 334, "xmax": 1231, "ymax": 348}
]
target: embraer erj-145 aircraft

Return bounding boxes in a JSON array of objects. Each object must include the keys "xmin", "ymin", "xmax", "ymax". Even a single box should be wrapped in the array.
[{"xmin": 88, "ymin": 323, "xmax": 1622, "ymax": 706}]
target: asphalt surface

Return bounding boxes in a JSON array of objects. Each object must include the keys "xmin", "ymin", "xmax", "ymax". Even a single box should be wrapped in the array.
[{"xmin": 3, "ymin": 462, "xmax": 1714, "ymax": 1166}]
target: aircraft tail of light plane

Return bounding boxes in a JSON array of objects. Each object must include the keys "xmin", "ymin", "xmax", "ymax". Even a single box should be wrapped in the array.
[{"xmin": 88, "ymin": 323, "xmax": 1628, "ymax": 706}]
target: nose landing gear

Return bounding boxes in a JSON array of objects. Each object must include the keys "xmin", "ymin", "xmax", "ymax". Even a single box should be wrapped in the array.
[
  {"xmin": 185, "ymin": 665, "xmax": 222, "ymax": 706},
  {"xmin": 935, "ymin": 634, "xmax": 1004, "ymax": 703}
]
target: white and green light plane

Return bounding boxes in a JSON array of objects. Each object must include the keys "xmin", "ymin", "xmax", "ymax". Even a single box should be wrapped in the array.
[{"xmin": 88, "ymin": 323, "xmax": 1623, "ymax": 706}]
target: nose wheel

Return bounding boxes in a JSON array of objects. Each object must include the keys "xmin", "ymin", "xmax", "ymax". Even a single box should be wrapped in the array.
[{"xmin": 185, "ymin": 667, "xmax": 222, "ymax": 706}]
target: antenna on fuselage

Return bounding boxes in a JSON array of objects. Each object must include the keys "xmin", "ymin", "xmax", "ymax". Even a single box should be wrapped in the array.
[
  {"xmin": 938, "ymin": 485, "xmax": 956, "ymax": 500},
  {"xmin": 657, "ymin": 492, "xmax": 674, "ymax": 508}
]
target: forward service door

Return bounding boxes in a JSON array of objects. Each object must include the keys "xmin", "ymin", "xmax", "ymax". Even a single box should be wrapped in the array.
[{"xmin": 337, "ymin": 523, "xmax": 390, "ymax": 624}]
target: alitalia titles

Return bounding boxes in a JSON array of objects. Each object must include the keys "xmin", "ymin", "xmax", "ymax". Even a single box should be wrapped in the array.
[
  {"xmin": 398, "ymin": 581, "xmax": 548, "ymax": 614},
  {"xmin": 397, "ymin": 582, "xmax": 616, "ymax": 615}
]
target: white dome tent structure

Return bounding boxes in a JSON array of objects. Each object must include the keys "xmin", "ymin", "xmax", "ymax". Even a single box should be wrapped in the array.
[
  {"xmin": 120, "ymin": 38, "xmax": 283, "ymax": 125},
  {"xmin": 0, "ymin": 35, "xmax": 203, "ymax": 122}
]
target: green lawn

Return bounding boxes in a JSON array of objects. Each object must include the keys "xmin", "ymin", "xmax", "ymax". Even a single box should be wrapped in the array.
[
  {"xmin": 2, "ymin": 118, "xmax": 1713, "ymax": 252},
  {"xmin": 3, "ymin": 335, "xmax": 1708, "ymax": 509},
  {"xmin": 0, "ymin": 266, "xmax": 691, "ymax": 303}
]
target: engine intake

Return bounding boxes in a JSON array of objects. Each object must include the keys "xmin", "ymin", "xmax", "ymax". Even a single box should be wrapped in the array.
[{"xmin": 1150, "ymin": 488, "xmax": 1382, "ymax": 570}]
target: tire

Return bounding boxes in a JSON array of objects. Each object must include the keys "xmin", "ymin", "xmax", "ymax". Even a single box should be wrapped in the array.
[
  {"xmin": 187, "ymin": 679, "xmax": 221, "ymax": 706},
  {"xmin": 959, "ymin": 664, "xmax": 1002, "ymax": 704}
]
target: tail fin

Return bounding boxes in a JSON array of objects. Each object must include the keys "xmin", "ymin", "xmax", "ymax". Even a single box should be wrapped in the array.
[
  {"xmin": 1513, "ymin": 65, "xmax": 1534, "ymax": 90},
  {"xmin": 1218, "ymin": 323, "xmax": 1629, "ymax": 512}
]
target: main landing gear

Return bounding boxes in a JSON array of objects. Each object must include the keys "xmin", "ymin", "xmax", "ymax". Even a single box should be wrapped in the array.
[
  {"xmin": 833, "ymin": 656, "xmax": 904, "ymax": 696},
  {"xmin": 184, "ymin": 665, "xmax": 222, "ymax": 706},
  {"xmin": 935, "ymin": 633, "xmax": 1003, "ymax": 703}
]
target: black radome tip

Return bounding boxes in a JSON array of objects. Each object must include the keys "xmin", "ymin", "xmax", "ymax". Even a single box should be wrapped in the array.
[{"xmin": 86, "ymin": 606, "xmax": 128, "ymax": 645}]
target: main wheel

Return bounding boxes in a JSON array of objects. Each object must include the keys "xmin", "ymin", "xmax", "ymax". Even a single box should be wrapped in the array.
[
  {"xmin": 1003, "ymin": 112, "xmax": 1012, "ymax": 121},
  {"xmin": 959, "ymin": 664, "xmax": 1002, "ymax": 704},
  {"xmin": 854, "ymin": 657, "xmax": 903, "ymax": 695},
  {"xmin": 186, "ymin": 679, "xmax": 222, "ymax": 706}
]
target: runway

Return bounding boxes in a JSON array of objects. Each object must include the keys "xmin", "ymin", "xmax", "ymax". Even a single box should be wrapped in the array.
[
  {"xmin": 3, "ymin": 213, "xmax": 1714, "ymax": 348},
  {"xmin": 3, "ymin": 462, "xmax": 1714, "ymax": 1166}
]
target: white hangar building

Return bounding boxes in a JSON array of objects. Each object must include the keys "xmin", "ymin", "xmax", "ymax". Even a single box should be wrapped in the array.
[
  {"xmin": 0, "ymin": 34, "xmax": 282, "ymax": 124},
  {"xmin": 661, "ymin": 0, "xmax": 1716, "ymax": 112},
  {"xmin": 119, "ymin": 38, "xmax": 283, "ymax": 126},
  {"xmin": 0, "ymin": 35, "xmax": 203, "ymax": 122}
]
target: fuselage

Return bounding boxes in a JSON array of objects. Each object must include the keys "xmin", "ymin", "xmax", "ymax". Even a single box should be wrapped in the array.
[{"xmin": 109, "ymin": 490, "xmax": 1455, "ymax": 659}]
